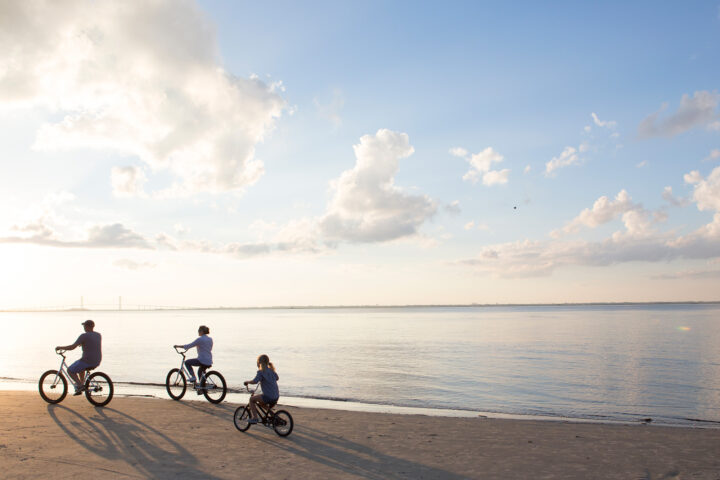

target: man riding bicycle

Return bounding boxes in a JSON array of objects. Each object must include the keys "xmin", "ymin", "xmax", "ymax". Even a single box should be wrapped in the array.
[{"xmin": 55, "ymin": 320, "xmax": 102, "ymax": 395}]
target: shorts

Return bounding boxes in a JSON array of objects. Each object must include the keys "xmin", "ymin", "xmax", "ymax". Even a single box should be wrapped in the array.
[
  {"xmin": 69, "ymin": 359, "xmax": 98, "ymax": 374},
  {"xmin": 262, "ymin": 394, "xmax": 279, "ymax": 405}
]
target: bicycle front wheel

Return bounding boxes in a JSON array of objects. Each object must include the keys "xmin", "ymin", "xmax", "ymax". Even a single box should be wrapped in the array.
[
  {"xmin": 272, "ymin": 409, "xmax": 294, "ymax": 437},
  {"xmin": 233, "ymin": 406, "xmax": 252, "ymax": 432},
  {"xmin": 39, "ymin": 369, "xmax": 67, "ymax": 404},
  {"xmin": 201, "ymin": 371, "xmax": 227, "ymax": 404},
  {"xmin": 165, "ymin": 368, "xmax": 187, "ymax": 400},
  {"xmin": 85, "ymin": 372, "xmax": 113, "ymax": 407}
]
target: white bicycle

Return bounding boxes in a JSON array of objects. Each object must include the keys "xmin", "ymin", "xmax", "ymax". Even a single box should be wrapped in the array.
[
  {"xmin": 165, "ymin": 346, "xmax": 227, "ymax": 404},
  {"xmin": 39, "ymin": 349, "xmax": 114, "ymax": 407}
]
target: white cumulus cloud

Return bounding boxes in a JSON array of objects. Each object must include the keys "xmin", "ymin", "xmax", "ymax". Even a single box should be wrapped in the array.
[
  {"xmin": 452, "ymin": 147, "xmax": 510, "ymax": 186},
  {"xmin": 0, "ymin": 0, "xmax": 286, "ymax": 196},
  {"xmin": 319, "ymin": 129, "xmax": 437, "ymax": 243},
  {"xmin": 111, "ymin": 166, "xmax": 147, "ymax": 197}
]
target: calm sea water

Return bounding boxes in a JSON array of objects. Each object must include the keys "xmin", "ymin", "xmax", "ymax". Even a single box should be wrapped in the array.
[{"xmin": 1, "ymin": 304, "xmax": 719, "ymax": 426}]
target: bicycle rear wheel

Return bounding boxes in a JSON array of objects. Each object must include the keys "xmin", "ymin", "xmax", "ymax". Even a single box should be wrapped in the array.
[
  {"xmin": 165, "ymin": 368, "xmax": 187, "ymax": 400},
  {"xmin": 233, "ymin": 406, "xmax": 252, "ymax": 432},
  {"xmin": 201, "ymin": 371, "xmax": 227, "ymax": 404},
  {"xmin": 39, "ymin": 369, "xmax": 67, "ymax": 404},
  {"xmin": 272, "ymin": 409, "xmax": 294, "ymax": 437},
  {"xmin": 85, "ymin": 372, "xmax": 113, "ymax": 407}
]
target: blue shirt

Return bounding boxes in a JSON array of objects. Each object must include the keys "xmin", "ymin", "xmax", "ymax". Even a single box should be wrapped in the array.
[
  {"xmin": 184, "ymin": 335, "xmax": 213, "ymax": 366},
  {"xmin": 76, "ymin": 331, "xmax": 102, "ymax": 367},
  {"xmin": 252, "ymin": 369, "xmax": 279, "ymax": 400}
]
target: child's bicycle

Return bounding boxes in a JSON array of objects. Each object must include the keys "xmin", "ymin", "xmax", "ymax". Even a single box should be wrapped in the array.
[
  {"xmin": 38, "ymin": 348, "xmax": 114, "ymax": 407},
  {"xmin": 165, "ymin": 346, "xmax": 227, "ymax": 404},
  {"xmin": 233, "ymin": 384, "xmax": 294, "ymax": 437}
]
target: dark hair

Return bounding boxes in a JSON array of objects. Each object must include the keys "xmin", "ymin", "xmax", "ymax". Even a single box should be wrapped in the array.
[{"xmin": 198, "ymin": 325, "xmax": 210, "ymax": 335}]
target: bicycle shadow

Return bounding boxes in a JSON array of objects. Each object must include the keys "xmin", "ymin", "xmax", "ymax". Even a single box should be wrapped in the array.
[
  {"xmin": 47, "ymin": 404, "xmax": 223, "ymax": 480},
  {"xmin": 241, "ymin": 422, "xmax": 466, "ymax": 479},
  {"xmin": 172, "ymin": 398, "xmax": 237, "ymax": 421}
]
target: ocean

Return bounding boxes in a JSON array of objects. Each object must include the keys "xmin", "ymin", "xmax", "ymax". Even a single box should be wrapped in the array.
[{"xmin": 2, "ymin": 304, "xmax": 719, "ymax": 426}]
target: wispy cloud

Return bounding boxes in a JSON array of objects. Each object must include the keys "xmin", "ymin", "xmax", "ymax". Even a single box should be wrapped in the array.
[
  {"xmin": 113, "ymin": 259, "xmax": 156, "ymax": 270},
  {"xmin": 638, "ymin": 91, "xmax": 720, "ymax": 138},
  {"xmin": 545, "ymin": 143, "xmax": 588, "ymax": 176},
  {"xmin": 0, "ymin": 0, "xmax": 286, "ymax": 196},
  {"xmin": 0, "ymin": 221, "xmax": 152, "ymax": 249}
]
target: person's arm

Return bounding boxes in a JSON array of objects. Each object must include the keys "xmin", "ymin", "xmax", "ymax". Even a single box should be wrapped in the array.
[
  {"xmin": 174, "ymin": 338, "xmax": 199, "ymax": 350},
  {"xmin": 244, "ymin": 371, "xmax": 261, "ymax": 386},
  {"xmin": 56, "ymin": 335, "xmax": 83, "ymax": 351}
]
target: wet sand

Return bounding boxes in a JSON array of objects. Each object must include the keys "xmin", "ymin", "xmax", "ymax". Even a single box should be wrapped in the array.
[{"xmin": 1, "ymin": 391, "xmax": 719, "ymax": 479}]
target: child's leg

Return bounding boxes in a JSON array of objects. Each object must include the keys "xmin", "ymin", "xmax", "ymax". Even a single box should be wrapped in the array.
[{"xmin": 249, "ymin": 393, "xmax": 263, "ymax": 418}]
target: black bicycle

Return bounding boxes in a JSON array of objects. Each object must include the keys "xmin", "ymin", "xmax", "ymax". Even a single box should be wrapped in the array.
[{"xmin": 233, "ymin": 385, "xmax": 293, "ymax": 437}]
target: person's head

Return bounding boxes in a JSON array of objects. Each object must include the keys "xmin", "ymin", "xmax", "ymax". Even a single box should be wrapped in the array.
[
  {"xmin": 82, "ymin": 319, "xmax": 95, "ymax": 332},
  {"xmin": 198, "ymin": 325, "xmax": 210, "ymax": 336},
  {"xmin": 257, "ymin": 354, "xmax": 273, "ymax": 371}
]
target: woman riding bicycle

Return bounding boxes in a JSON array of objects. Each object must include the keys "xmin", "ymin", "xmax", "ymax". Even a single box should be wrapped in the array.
[
  {"xmin": 174, "ymin": 325, "xmax": 212, "ymax": 385},
  {"xmin": 243, "ymin": 354, "xmax": 279, "ymax": 424}
]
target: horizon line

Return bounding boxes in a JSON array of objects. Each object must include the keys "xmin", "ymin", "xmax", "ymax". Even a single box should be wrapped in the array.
[{"xmin": 2, "ymin": 300, "xmax": 720, "ymax": 313}]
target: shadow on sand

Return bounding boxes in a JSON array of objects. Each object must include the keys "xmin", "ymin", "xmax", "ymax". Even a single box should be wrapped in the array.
[{"xmin": 47, "ymin": 403, "xmax": 223, "ymax": 479}]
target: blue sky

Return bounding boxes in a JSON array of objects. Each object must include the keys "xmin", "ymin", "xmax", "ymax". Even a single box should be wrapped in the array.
[{"xmin": 0, "ymin": 1, "xmax": 719, "ymax": 308}]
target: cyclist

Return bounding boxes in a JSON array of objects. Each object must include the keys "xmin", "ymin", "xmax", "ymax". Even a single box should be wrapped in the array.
[
  {"xmin": 243, "ymin": 354, "xmax": 279, "ymax": 424},
  {"xmin": 55, "ymin": 320, "xmax": 102, "ymax": 395},
  {"xmin": 174, "ymin": 325, "xmax": 213, "ymax": 387}
]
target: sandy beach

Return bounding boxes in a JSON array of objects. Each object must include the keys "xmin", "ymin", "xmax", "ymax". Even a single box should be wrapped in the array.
[{"xmin": 0, "ymin": 392, "xmax": 719, "ymax": 479}]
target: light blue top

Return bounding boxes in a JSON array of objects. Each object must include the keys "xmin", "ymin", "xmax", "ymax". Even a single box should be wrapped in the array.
[
  {"xmin": 252, "ymin": 369, "xmax": 279, "ymax": 401},
  {"xmin": 184, "ymin": 335, "xmax": 213, "ymax": 366}
]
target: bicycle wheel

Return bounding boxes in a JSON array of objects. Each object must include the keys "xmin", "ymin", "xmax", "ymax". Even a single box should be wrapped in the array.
[
  {"xmin": 85, "ymin": 372, "xmax": 114, "ymax": 407},
  {"xmin": 165, "ymin": 368, "xmax": 187, "ymax": 400},
  {"xmin": 233, "ymin": 406, "xmax": 252, "ymax": 432},
  {"xmin": 39, "ymin": 369, "xmax": 68, "ymax": 404},
  {"xmin": 201, "ymin": 370, "xmax": 227, "ymax": 404},
  {"xmin": 272, "ymin": 409, "xmax": 294, "ymax": 437}
]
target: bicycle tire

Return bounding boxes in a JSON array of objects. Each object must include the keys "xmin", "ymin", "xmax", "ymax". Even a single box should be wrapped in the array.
[
  {"xmin": 166, "ymin": 368, "xmax": 187, "ymax": 400},
  {"xmin": 39, "ymin": 369, "xmax": 68, "ymax": 404},
  {"xmin": 85, "ymin": 371, "xmax": 114, "ymax": 407},
  {"xmin": 272, "ymin": 409, "xmax": 294, "ymax": 437},
  {"xmin": 201, "ymin": 370, "xmax": 227, "ymax": 404},
  {"xmin": 233, "ymin": 406, "xmax": 252, "ymax": 432}
]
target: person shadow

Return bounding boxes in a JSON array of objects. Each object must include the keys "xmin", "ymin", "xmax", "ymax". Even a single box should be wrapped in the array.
[
  {"xmin": 239, "ymin": 422, "xmax": 467, "ymax": 479},
  {"xmin": 46, "ymin": 404, "xmax": 223, "ymax": 479}
]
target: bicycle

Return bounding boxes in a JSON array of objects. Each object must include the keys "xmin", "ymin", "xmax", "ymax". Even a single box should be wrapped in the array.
[
  {"xmin": 165, "ymin": 346, "xmax": 227, "ymax": 404},
  {"xmin": 233, "ymin": 384, "xmax": 294, "ymax": 437},
  {"xmin": 38, "ymin": 349, "xmax": 114, "ymax": 407}
]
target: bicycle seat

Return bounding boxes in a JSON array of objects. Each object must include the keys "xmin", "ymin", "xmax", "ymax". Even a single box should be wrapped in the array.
[{"xmin": 266, "ymin": 400, "xmax": 277, "ymax": 409}]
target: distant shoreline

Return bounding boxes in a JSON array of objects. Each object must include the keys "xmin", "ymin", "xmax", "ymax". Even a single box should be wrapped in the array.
[{"xmin": 2, "ymin": 300, "xmax": 720, "ymax": 313}]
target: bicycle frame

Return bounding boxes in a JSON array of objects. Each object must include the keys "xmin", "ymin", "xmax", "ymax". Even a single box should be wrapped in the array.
[
  {"xmin": 52, "ymin": 350, "xmax": 79, "ymax": 389},
  {"xmin": 173, "ymin": 347, "xmax": 215, "ymax": 391},
  {"xmin": 245, "ymin": 385, "xmax": 276, "ymax": 423}
]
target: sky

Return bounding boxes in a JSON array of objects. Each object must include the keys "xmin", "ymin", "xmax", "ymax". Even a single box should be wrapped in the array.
[{"xmin": 1, "ymin": 0, "xmax": 720, "ymax": 308}]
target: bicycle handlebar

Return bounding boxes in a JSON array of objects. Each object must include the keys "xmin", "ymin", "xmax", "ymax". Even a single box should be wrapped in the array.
[
  {"xmin": 173, "ymin": 346, "xmax": 187, "ymax": 355},
  {"xmin": 55, "ymin": 348, "xmax": 67, "ymax": 357}
]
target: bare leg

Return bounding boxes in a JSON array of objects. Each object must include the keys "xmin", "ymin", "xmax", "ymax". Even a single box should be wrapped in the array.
[
  {"xmin": 249, "ymin": 394, "xmax": 264, "ymax": 419},
  {"xmin": 68, "ymin": 370, "xmax": 81, "ymax": 388}
]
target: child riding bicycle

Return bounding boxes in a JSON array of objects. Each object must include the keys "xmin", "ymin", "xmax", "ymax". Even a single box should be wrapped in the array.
[
  {"xmin": 174, "ymin": 325, "xmax": 212, "ymax": 387},
  {"xmin": 243, "ymin": 354, "xmax": 279, "ymax": 424}
]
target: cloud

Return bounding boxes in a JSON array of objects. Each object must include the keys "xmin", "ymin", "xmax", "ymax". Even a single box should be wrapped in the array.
[
  {"xmin": 551, "ymin": 190, "xmax": 640, "ymax": 237},
  {"xmin": 452, "ymin": 147, "xmax": 510, "ymax": 186},
  {"xmin": 638, "ymin": 91, "xmax": 720, "ymax": 138},
  {"xmin": 704, "ymin": 149, "xmax": 720, "ymax": 162},
  {"xmin": 662, "ymin": 186, "xmax": 690, "ymax": 207},
  {"xmin": 444, "ymin": 201, "xmax": 461, "ymax": 215},
  {"xmin": 457, "ymin": 167, "xmax": 720, "ymax": 278},
  {"xmin": 0, "ymin": 0, "xmax": 286, "ymax": 196},
  {"xmin": 652, "ymin": 268, "xmax": 720, "ymax": 280},
  {"xmin": 319, "ymin": 129, "xmax": 437, "ymax": 243},
  {"xmin": 591, "ymin": 112, "xmax": 617, "ymax": 129},
  {"xmin": 113, "ymin": 259, "xmax": 156, "ymax": 270},
  {"xmin": 545, "ymin": 145, "xmax": 584, "ymax": 176},
  {"xmin": 0, "ymin": 220, "xmax": 152, "ymax": 249},
  {"xmin": 111, "ymin": 166, "xmax": 147, "ymax": 197}
]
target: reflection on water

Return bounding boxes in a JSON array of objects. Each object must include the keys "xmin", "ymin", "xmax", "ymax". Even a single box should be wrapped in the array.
[{"xmin": 2, "ymin": 304, "xmax": 720, "ymax": 426}]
